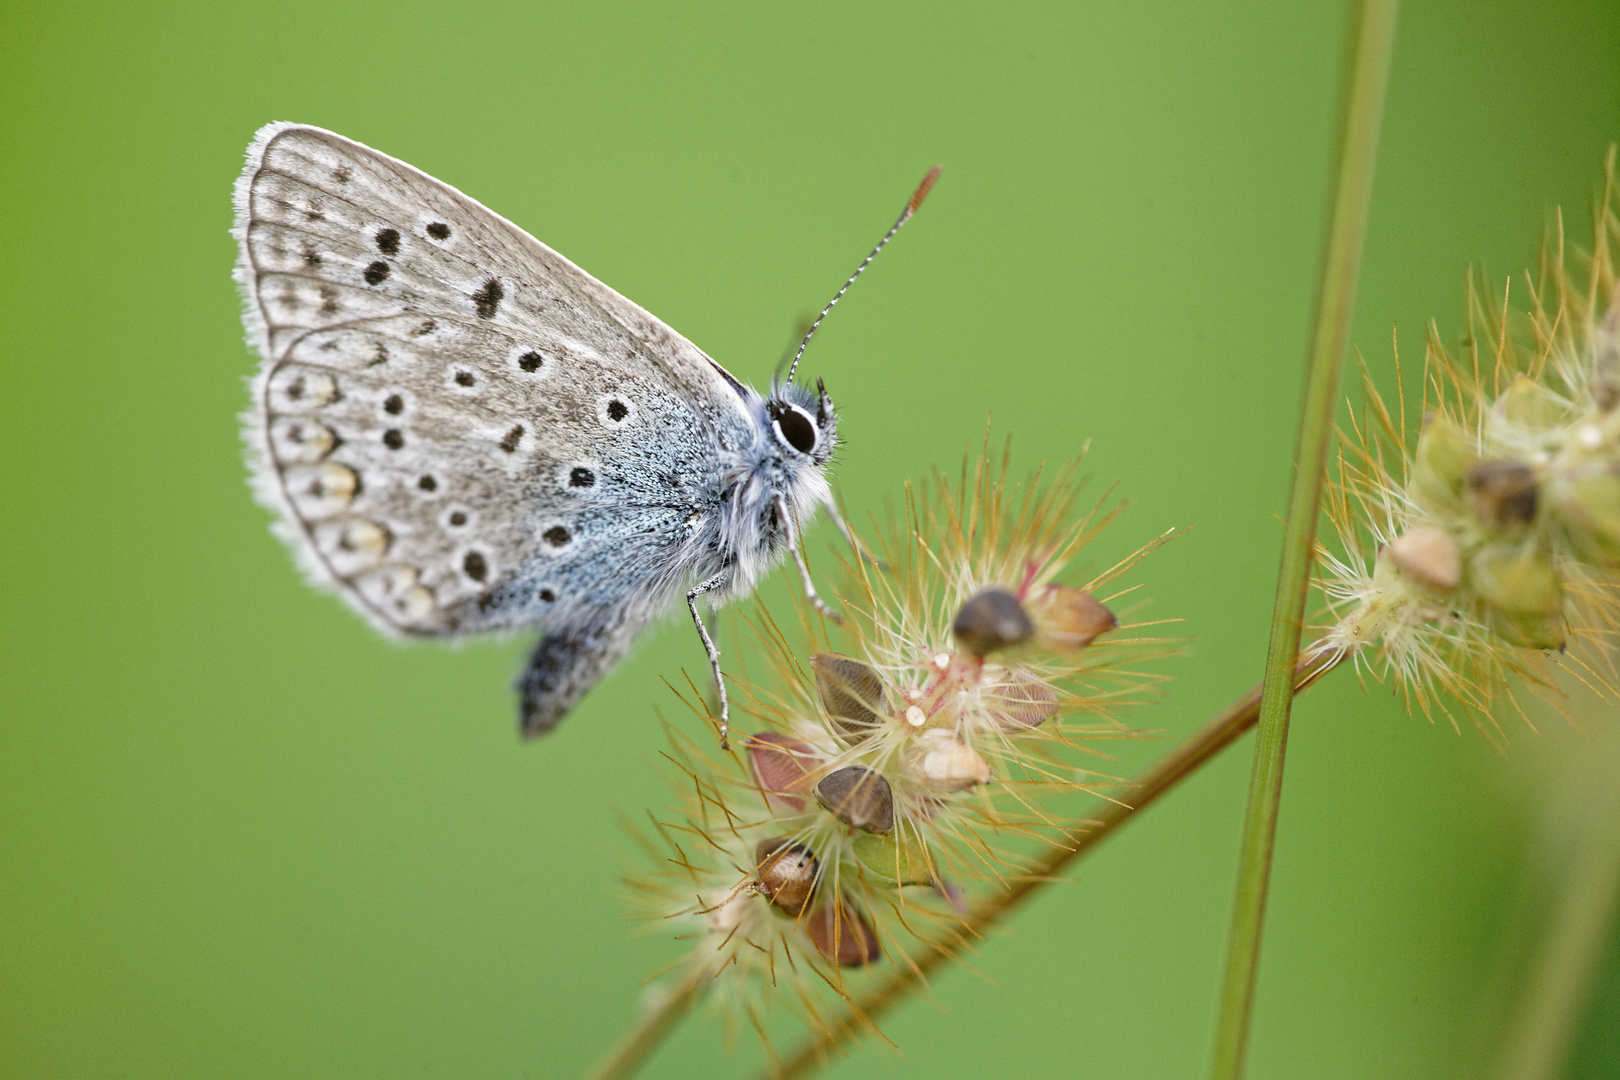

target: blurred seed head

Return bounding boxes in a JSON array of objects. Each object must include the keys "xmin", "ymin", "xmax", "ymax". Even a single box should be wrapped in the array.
[{"xmin": 1315, "ymin": 151, "xmax": 1620, "ymax": 731}]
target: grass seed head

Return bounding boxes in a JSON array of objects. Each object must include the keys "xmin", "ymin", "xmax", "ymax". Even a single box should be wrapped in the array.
[
  {"xmin": 628, "ymin": 438, "xmax": 1179, "ymax": 1037},
  {"xmin": 1316, "ymin": 148, "xmax": 1620, "ymax": 731}
]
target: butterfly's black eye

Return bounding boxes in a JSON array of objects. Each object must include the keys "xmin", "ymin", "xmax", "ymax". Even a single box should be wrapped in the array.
[{"xmin": 774, "ymin": 405, "xmax": 818, "ymax": 455}]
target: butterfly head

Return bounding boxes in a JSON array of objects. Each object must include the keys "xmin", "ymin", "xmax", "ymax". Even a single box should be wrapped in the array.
[{"xmin": 765, "ymin": 378, "xmax": 837, "ymax": 466}]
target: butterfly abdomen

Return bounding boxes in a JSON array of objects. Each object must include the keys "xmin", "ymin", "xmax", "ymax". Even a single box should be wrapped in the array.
[{"xmin": 516, "ymin": 615, "xmax": 644, "ymax": 738}]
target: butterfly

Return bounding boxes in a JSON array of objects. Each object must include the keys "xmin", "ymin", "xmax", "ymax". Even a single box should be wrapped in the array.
[{"xmin": 232, "ymin": 124, "xmax": 936, "ymax": 745}]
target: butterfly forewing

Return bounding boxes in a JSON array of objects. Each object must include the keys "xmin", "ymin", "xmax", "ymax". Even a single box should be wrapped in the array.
[{"xmin": 235, "ymin": 124, "xmax": 752, "ymax": 637}]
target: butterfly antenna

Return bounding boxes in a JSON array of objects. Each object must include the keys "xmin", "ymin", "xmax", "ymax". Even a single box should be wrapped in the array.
[{"xmin": 786, "ymin": 165, "xmax": 941, "ymax": 382}]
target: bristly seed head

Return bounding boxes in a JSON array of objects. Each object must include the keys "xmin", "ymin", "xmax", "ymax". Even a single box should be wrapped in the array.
[
  {"xmin": 1314, "ymin": 150, "xmax": 1620, "ymax": 733},
  {"xmin": 629, "ymin": 438, "xmax": 1178, "ymax": 1035}
]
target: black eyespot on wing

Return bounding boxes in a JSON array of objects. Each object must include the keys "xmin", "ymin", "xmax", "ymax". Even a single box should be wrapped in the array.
[
  {"xmin": 472, "ymin": 277, "xmax": 503, "ymax": 319},
  {"xmin": 569, "ymin": 467, "xmax": 595, "ymax": 488},
  {"xmin": 382, "ymin": 429, "xmax": 404, "ymax": 450},
  {"xmin": 538, "ymin": 588, "xmax": 557, "ymax": 603},
  {"xmin": 454, "ymin": 371, "xmax": 475, "ymax": 387},
  {"xmin": 499, "ymin": 425, "xmax": 524, "ymax": 453},
  {"xmin": 518, "ymin": 351, "xmax": 544, "ymax": 372},
  {"xmin": 374, "ymin": 228, "xmax": 400, "ymax": 255},
  {"xmin": 462, "ymin": 551, "xmax": 488, "ymax": 582},
  {"xmin": 426, "ymin": 222, "xmax": 451, "ymax": 240},
  {"xmin": 543, "ymin": 525, "xmax": 570, "ymax": 547},
  {"xmin": 363, "ymin": 261, "xmax": 390, "ymax": 285},
  {"xmin": 606, "ymin": 399, "xmax": 628, "ymax": 422},
  {"xmin": 448, "ymin": 510, "xmax": 468, "ymax": 527},
  {"xmin": 776, "ymin": 406, "xmax": 817, "ymax": 454},
  {"xmin": 383, "ymin": 394, "xmax": 404, "ymax": 415},
  {"xmin": 417, "ymin": 475, "xmax": 438, "ymax": 492}
]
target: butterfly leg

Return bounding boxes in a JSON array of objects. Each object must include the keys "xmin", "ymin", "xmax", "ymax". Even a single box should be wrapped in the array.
[
  {"xmin": 687, "ymin": 570, "xmax": 733, "ymax": 750},
  {"xmin": 776, "ymin": 493, "xmax": 843, "ymax": 626}
]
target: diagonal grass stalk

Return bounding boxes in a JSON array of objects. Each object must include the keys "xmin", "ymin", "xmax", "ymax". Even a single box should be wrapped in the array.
[
  {"xmin": 1207, "ymin": 3, "xmax": 1399, "ymax": 1078},
  {"xmin": 582, "ymin": 965, "xmax": 711, "ymax": 1080}
]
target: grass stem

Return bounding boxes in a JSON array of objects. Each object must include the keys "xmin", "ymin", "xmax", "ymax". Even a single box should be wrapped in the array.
[
  {"xmin": 580, "ymin": 966, "xmax": 709, "ymax": 1080},
  {"xmin": 1206, "ymin": 4, "xmax": 1398, "ymax": 1078},
  {"xmin": 1492, "ymin": 723, "xmax": 1620, "ymax": 1080}
]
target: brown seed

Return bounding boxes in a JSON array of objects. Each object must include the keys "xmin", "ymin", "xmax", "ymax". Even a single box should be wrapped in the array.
[
  {"xmin": 1466, "ymin": 459, "xmax": 1539, "ymax": 530},
  {"xmin": 754, "ymin": 838, "xmax": 818, "ymax": 916},
  {"xmin": 814, "ymin": 765, "xmax": 895, "ymax": 833},
  {"xmin": 985, "ymin": 668, "xmax": 1060, "ymax": 731},
  {"xmin": 810, "ymin": 653, "xmax": 888, "ymax": 733},
  {"xmin": 745, "ymin": 733, "xmax": 818, "ymax": 812},
  {"xmin": 806, "ymin": 896, "xmax": 881, "ymax": 967},
  {"xmin": 1031, "ymin": 584, "xmax": 1117, "ymax": 651},
  {"xmin": 1385, "ymin": 525, "xmax": 1461, "ymax": 593},
  {"xmin": 952, "ymin": 587, "xmax": 1034, "ymax": 656}
]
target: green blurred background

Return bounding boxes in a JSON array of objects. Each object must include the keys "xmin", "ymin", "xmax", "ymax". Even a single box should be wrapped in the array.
[{"xmin": 3, "ymin": 1, "xmax": 1618, "ymax": 1077}]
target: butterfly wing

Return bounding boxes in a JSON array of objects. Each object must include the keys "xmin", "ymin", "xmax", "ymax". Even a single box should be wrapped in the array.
[{"xmin": 234, "ymin": 123, "xmax": 755, "ymax": 643}]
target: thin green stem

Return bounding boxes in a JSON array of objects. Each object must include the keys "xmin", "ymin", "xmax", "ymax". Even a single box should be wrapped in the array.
[
  {"xmin": 581, "ymin": 967, "xmax": 709, "ymax": 1080},
  {"xmin": 755, "ymin": 646, "xmax": 1344, "ymax": 1080},
  {"xmin": 1207, "ymin": 4, "xmax": 1398, "ymax": 1079},
  {"xmin": 1492, "ymin": 727, "xmax": 1620, "ymax": 1080}
]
